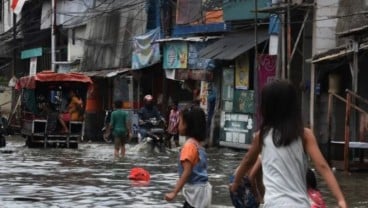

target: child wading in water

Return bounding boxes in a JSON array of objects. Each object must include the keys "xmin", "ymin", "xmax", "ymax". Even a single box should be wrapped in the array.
[
  {"xmin": 230, "ymin": 79, "xmax": 347, "ymax": 208},
  {"xmin": 164, "ymin": 105, "xmax": 212, "ymax": 208}
]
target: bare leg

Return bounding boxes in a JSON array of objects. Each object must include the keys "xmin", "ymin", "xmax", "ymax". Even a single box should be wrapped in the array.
[
  {"xmin": 120, "ymin": 144, "xmax": 125, "ymax": 158},
  {"xmin": 58, "ymin": 114, "xmax": 69, "ymax": 132},
  {"xmin": 114, "ymin": 147, "xmax": 120, "ymax": 158}
]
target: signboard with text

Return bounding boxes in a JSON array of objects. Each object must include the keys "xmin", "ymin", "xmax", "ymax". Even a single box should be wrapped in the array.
[
  {"xmin": 163, "ymin": 42, "xmax": 188, "ymax": 69},
  {"xmin": 219, "ymin": 112, "xmax": 254, "ymax": 149}
]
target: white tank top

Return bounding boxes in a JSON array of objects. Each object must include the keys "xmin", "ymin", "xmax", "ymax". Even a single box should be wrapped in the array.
[{"xmin": 261, "ymin": 129, "xmax": 310, "ymax": 208}]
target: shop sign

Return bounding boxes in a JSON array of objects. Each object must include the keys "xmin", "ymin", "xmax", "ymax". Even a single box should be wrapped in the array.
[
  {"xmin": 258, "ymin": 54, "xmax": 277, "ymax": 90},
  {"xmin": 21, "ymin": 47, "xmax": 42, "ymax": 60},
  {"xmin": 222, "ymin": 68, "xmax": 234, "ymax": 101},
  {"xmin": 163, "ymin": 42, "xmax": 188, "ymax": 69},
  {"xmin": 29, "ymin": 57, "xmax": 37, "ymax": 76},
  {"xmin": 188, "ymin": 43, "xmax": 216, "ymax": 70},
  {"xmin": 235, "ymin": 53, "xmax": 249, "ymax": 90},
  {"xmin": 233, "ymin": 89, "xmax": 254, "ymax": 114},
  {"xmin": 175, "ymin": 69, "xmax": 213, "ymax": 81},
  {"xmin": 219, "ymin": 112, "xmax": 254, "ymax": 148}
]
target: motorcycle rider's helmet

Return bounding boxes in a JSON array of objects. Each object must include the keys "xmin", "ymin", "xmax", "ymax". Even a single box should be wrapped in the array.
[{"xmin": 143, "ymin": 94, "xmax": 154, "ymax": 108}]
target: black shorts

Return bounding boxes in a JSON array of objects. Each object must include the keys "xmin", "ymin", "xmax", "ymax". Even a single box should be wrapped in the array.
[{"xmin": 114, "ymin": 135, "xmax": 127, "ymax": 148}]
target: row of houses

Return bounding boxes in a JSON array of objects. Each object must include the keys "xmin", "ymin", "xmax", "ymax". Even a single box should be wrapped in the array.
[{"xmin": 1, "ymin": 0, "xmax": 368, "ymax": 156}]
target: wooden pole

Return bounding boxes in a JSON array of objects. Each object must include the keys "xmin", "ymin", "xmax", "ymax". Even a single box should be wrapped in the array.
[
  {"xmin": 51, "ymin": 0, "xmax": 56, "ymax": 72},
  {"xmin": 310, "ymin": 65, "xmax": 315, "ymax": 132},
  {"xmin": 288, "ymin": 9, "xmax": 310, "ymax": 67},
  {"xmin": 327, "ymin": 93, "xmax": 333, "ymax": 165},
  {"xmin": 344, "ymin": 93, "xmax": 351, "ymax": 173}
]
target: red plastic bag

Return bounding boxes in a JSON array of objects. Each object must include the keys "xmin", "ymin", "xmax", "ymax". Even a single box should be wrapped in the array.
[{"xmin": 128, "ymin": 167, "xmax": 150, "ymax": 181}]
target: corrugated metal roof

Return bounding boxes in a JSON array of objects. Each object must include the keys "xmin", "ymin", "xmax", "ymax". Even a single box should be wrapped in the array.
[
  {"xmin": 80, "ymin": 68, "xmax": 131, "ymax": 78},
  {"xmin": 154, "ymin": 36, "xmax": 222, "ymax": 43},
  {"xmin": 198, "ymin": 28, "xmax": 269, "ymax": 60},
  {"xmin": 311, "ymin": 42, "xmax": 368, "ymax": 64}
]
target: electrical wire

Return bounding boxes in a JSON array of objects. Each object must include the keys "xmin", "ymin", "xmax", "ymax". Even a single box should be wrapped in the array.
[
  {"xmin": 1, "ymin": 0, "xmax": 368, "ymax": 66},
  {"xmin": 0, "ymin": 0, "xmax": 148, "ymax": 53}
]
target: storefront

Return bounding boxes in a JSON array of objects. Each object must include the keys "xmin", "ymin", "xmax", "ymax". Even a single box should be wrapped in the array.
[
  {"xmin": 160, "ymin": 37, "xmax": 218, "ymax": 108},
  {"xmin": 199, "ymin": 28, "xmax": 276, "ymax": 149},
  {"xmin": 81, "ymin": 68, "xmax": 135, "ymax": 141}
]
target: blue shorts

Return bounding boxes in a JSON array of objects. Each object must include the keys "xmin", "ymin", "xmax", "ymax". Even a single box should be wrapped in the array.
[{"xmin": 229, "ymin": 175, "xmax": 259, "ymax": 208}]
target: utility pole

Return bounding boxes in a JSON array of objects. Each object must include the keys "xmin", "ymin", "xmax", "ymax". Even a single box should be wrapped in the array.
[
  {"xmin": 11, "ymin": 13, "xmax": 17, "ymax": 114},
  {"xmin": 254, "ymin": 0, "xmax": 259, "ymax": 129},
  {"xmin": 280, "ymin": 6, "xmax": 285, "ymax": 78},
  {"xmin": 51, "ymin": 0, "xmax": 56, "ymax": 72},
  {"xmin": 254, "ymin": 0, "xmax": 258, "ymax": 66},
  {"xmin": 286, "ymin": 0, "xmax": 291, "ymax": 79}
]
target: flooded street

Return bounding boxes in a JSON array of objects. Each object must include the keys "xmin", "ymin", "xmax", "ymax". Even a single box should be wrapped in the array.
[{"xmin": 0, "ymin": 135, "xmax": 367, "ymax": 208}]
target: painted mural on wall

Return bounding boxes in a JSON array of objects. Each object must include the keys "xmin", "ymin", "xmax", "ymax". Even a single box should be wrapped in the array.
[{"xmin": 163, "ymin": 42, "xmax": 188, "ymax": 69}]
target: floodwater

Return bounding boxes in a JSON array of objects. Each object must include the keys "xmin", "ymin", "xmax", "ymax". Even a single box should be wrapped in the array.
[{"xmin": 0, "ymin": 136, "xmax": 367, "ymax": 208}]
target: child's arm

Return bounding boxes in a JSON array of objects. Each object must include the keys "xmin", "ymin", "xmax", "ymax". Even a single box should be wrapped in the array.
[
  {"xmin": 249, "ymin": 156, "xmax": 264, "ymax": 203},
  {"xmin": 230, "ymin": 132, "xmax": 262, "ymax": 193},
  {"xmin": 248, "ymin": 156, "xmax": 261, "ymax": 180},
  {"xmin": 164, "ymin": 160, "xmax": 193, "ymax": 201},
  {"xmin": 303, "ymin": 128, "xmax": 347, "ymax": 208}
]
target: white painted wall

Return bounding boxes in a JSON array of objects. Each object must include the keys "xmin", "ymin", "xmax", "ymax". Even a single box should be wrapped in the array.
[
  {"xmin": 313, "ymin": 0, "xmax": 339, "ymax": 55},
  {"xmin": 1, "ymin": 1, "xmax": 22, "ymax": 34},
  {"xmin": 40, "ymin": 0, "xmax": 93, "ymax": 30},
  {"xmin": 68, "ymin": 26, "xmax": 86, "ymax": 62}
]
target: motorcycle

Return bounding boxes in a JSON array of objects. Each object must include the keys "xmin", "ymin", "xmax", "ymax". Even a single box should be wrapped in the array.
[{"xmin": 137, "ymin": 117, "xmax": 167, "ymax": 153}]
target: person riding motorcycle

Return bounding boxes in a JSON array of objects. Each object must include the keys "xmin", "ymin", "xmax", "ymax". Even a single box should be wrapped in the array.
[{"xmin": 137, "ymin": 95, "xmax": 165, "ymax": 143}]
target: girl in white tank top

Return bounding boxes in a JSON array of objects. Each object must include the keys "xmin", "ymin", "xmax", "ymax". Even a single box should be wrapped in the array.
[{"xmin": 230, "ymin": 80, "xmax": 347, "ymax": 208}]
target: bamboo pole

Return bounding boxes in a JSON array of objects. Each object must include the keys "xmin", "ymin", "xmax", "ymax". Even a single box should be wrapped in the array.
[{"xmin": 346, "ymin": 89, "xmax": 368, "ymax": 106}]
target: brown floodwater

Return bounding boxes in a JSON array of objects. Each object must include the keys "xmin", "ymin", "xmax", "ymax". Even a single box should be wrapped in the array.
[{"xmin": 0, "ymin": 135, "xmax": 367, "ymax": 207}]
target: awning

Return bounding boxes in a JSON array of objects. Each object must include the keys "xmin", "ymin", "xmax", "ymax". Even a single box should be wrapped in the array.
[
  {"xmin": 198, "ymin": 28, "xmax": 269, "ymax": 60},
  {"xmin": 80, "ymin": 68, "xmax": 131, "ymax": 78},
  {"xmin": 16, "ymin": 71, "xmax": 93, "ymax": 90},
  {"xmin": 311, "ymin": 42, "xmax": 368, "ymax": 64},
  {"xmin": 154, "ymin": 36, "xmax": 221, "ymax": 43}
]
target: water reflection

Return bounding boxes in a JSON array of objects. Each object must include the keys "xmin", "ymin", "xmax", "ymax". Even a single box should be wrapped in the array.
[{"xmin": 0, "ymin": 136, "xmax": 367, "ymax": 207}]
